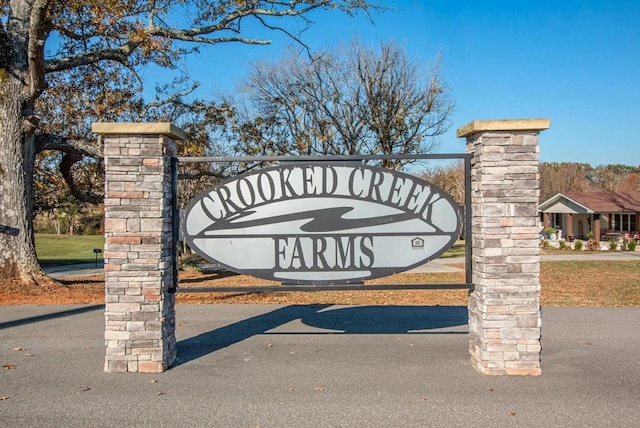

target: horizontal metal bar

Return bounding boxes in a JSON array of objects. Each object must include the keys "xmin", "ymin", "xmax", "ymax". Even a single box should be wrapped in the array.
[
  {"xmin": 176, "ymin": 283, "xmax": 473, "ymax": 293},
  {"xmin": 176, "ymin": 153, "xmax": 472, "ymax": 163}
]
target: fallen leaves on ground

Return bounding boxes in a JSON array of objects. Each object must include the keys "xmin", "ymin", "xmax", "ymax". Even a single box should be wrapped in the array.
[{"xmin": 1, "ymin": 261, "xmax": 638, "ymax": 307}]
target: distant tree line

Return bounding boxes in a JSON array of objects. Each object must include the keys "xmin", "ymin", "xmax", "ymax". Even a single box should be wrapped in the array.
[
  {"xmin": 421, "ymin": 162, "xmax": 640, "ymax": 206},
  {"xmin": 538, "ymin": 162, "xmax": 640, "ymax": 201}
]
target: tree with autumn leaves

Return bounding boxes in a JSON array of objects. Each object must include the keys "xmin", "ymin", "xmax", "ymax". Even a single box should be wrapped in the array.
[{"xmin": 0, "ymin": 0, "xmax": 378, "ymax": 285}]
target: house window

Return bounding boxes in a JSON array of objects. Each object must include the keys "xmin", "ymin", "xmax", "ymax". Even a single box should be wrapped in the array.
[{"xmin": 613, "ymin": 214, "xmax": 634, "ymax": 232}]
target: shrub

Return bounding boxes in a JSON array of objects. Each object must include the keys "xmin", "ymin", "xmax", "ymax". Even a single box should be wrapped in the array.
[
  {"xmin": 180, "ymin": 255, "xmax": 202, "ymax": 272},
  {"xmin": 574, "ymin": 240, "xmax": 583, "ymax": 251},
  {"xmin": 542, "ymin": 239, "xmax": 550, "ymax": 248},
  {"xmin": 558, "ymin": 240, "xmax": 569, "ymax": 250},
  {"xmin": 608, "ymin": 239, "xmax": 618, "ymax": 251},
  {"xmin": 586, "ymin": 239, "xmax": 600, "ymax": 252},
  {"xmin": 629, "ymin": 240, "xmax": 638, "ymax": 251}
]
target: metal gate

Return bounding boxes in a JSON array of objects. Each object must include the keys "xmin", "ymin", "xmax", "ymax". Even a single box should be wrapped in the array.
[{"xmin": 170, "ymin": 153, "xmax": 472, "ymax": 294}]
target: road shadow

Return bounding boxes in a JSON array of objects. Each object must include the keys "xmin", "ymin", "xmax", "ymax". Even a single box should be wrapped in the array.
[
  {"xmin": 59, "ymin": 278, "xmax": 104, "ymax": 285},
  {"xmin": 179, "ymin": 270, "xmax": 241, "ymax": 284},
  {"xmin": 297, "ymin": 305, "xmax": 468, "ymax": 334},
  {"xmin": 0, "ymin": 304, "xmax": 104, "ymax": 330},
  {"xmin": 175, "ymin": 305, "xmax": 467, "ymax": 367}
]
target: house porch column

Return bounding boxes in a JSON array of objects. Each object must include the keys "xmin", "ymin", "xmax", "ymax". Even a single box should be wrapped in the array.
[
  {"xmin": 594, "ymin": 214, "xmax": 601, "ymax": 242},
  {"xmin": 566, "ymin": 213, "xmax": 574, "ymax": 240}
]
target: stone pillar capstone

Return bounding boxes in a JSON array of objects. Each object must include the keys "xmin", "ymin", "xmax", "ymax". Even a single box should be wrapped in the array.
[
  {"xmin": 457, "ymin": 118, "xmax": 549, "ymax": 375},
  {"xmin": 93, "ymin": 122, "xmax": 184, "ymax": 373}
]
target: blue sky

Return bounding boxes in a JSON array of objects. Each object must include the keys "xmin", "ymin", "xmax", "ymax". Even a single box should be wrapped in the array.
[{"xmin": 143, "ymin": 0, "xmax": 640, "ymax": 166}]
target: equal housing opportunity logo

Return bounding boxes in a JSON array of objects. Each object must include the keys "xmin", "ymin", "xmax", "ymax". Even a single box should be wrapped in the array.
[{"xmin": 183, "ymin": 162, "xmax": 461, "ymax": 284}]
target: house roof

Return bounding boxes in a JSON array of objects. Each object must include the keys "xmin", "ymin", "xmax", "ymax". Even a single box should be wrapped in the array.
[{"xmin": 539, "ymin": 191, "xmax": 640, "ymax": 213}]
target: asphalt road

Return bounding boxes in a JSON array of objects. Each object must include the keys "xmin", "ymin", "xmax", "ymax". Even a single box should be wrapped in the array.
[{"xmin": 1, "ymin": 304, "xmax": 639, "ymax": 427}]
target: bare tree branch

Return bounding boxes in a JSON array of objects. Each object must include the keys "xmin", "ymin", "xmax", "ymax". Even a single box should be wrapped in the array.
[
  {"xmin": 59, "ymin": 151, "xmax": 102, "ymax": 204},
  {"xmin": 45, "ymin": 43, "xmax": 139, "ymax": 73},
  {"xmin": 35, "ymin": 134, "xmax": 102, "ymax": 158},
  {"xmin": 33, "ymin": 133, "xmax": 103, "ymax": 204},
  {"xmin": 139, "ymin": 82, "xmax": 201, "ymax": 117},
  {"xmin": 148, "ymin": 2, "xmax": 322, "ymax": 39},
  {"xmin": 257, "ymin": 12, "xmax": 314, "ymax": 56}
]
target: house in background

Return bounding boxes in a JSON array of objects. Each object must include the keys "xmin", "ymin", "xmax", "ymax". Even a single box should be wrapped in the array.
[{"xmin": 538, "ymin": 191, "xmax": 640, "ymax": 242}]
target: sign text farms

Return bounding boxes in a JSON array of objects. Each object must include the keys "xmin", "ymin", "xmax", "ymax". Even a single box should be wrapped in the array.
[{"xmin": 183, "ymin": 163, "xmax": 460, "ymax": 284}]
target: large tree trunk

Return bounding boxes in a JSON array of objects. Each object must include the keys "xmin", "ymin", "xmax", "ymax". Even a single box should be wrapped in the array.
[
  {"xmin": 0, "ymin": 71, "xmax": 46, "ymax": 284},
  {"xmin": 0, "ymin": 0, "xmax": 49, "ymax": 285}
]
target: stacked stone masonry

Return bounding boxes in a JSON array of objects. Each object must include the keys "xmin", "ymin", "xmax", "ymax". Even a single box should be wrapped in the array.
[
  {"xmin": 460, "ymin": 120, "xmax": 548, "ymax": 376},
  {"xmin": 100, "ymin": 129, "xmax": 180, "ymax": 373}
]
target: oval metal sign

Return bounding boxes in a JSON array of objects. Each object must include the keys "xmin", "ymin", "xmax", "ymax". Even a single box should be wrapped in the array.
[{"xmin": 182, "ymin": 162, "xmax": 460, "ymax": 284}]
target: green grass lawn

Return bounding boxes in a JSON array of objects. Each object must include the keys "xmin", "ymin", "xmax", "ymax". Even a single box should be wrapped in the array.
[
  {"xmin": 36, "ymin": 235, "xmax": 465, "ymax": 267},
  {"xmin": 36, "ymin": 233, "xmax": 104, "ymax": 267},
  {"xmin": 440, "ymin": 239, "xmax": 466, "ymax": 258}
]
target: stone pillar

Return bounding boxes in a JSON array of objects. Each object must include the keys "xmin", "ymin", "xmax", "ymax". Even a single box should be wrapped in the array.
[
  {"xmin": 457, "ymin": 119, "xmax": 549, "ymax": 375},
  {"xmin": 93, "ymin": 122, "xmax": 185, "ymax": 373}
]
